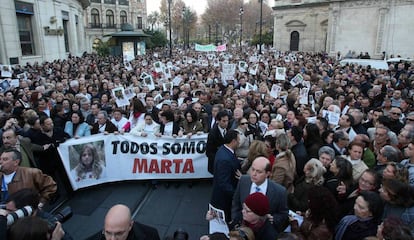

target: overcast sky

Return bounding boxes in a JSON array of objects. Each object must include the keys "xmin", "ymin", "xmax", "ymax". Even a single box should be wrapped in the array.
[{"xmin": 147, "ymin": 0, "xmax": 208, "ymax": 15}]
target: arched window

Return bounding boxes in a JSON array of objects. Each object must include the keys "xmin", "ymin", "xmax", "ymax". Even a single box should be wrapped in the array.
[
  {"xmin": 91, "ymin": 8, "xmax": 100, "ymax": 28},
  {"xmin": 120, "ymin": 10, "xmax": 127, "ymax": 25},
  {"xmin": 106, "ymin": 10, "xmax": 114, "ymax": 28},
  {"xmin": 290, "ymin": 31, "xmax": 299, "ymax": 51}
]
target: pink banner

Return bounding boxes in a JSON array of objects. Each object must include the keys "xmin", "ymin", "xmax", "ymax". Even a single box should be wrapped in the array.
[{"xmin": 216, "ymin": 44, "xmax": 227, "ymax": 52}]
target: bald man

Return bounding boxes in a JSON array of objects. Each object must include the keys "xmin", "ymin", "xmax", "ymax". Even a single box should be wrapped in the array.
[
  {"xmin": 86, "ymin": 204, "xmax": 160, "ymax": 240},
  {"xmin": 231, "ymin": 157, "xmax": 288, "ymax": 233}
]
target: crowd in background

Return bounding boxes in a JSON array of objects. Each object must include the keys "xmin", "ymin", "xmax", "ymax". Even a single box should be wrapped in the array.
[{"xmin": 0, "ymin": 46, "xmax": 414, "ymax": 239}]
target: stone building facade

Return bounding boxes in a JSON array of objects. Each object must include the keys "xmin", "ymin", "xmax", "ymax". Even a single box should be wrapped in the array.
[
  {"xmin": 0, "ymin": 0, "xmax": 89, "ymax": 65},
  {"xmin": 84, "ymin": 0, "xmax": 147, "ymax": 52},
  {"xmin": 272, "ymin": 0, "xmax": 414, "ymax": 58}
]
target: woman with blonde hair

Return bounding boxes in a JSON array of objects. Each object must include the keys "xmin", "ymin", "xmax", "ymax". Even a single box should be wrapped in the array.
[
  {"xmin": 241, "ymin": 140, "xmax": 268, "ymax": 173},
  {"xmin": 271, "ymin": 132, "xmax": 296, "ymax": 193},
  {"xmin": 72, "ymin": 143, "xmax": 105, "ymax": 182},
  {"xmin": 288, "ymin": 158, "xmax": 326, "ymax": 212}
]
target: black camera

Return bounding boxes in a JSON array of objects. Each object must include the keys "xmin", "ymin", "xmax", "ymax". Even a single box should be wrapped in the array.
[{"xmin": 46, "ymin": 206, "xmax": 73, "ymax": 231}]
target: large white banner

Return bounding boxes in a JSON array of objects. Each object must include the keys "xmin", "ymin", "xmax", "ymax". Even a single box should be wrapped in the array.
[{"xmin": 58, "ymin": 134, "xmax": 211, "ymax": 190}]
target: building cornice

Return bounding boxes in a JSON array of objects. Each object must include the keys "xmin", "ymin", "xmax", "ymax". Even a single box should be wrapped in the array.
[{"xmin": 78, "ymin": 0, "xmax": 90, "ymax": 9}]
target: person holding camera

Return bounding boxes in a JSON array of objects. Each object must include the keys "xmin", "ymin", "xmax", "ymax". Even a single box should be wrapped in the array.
[{"xmin": 0, "ymin": 188, "xmax": 68, "ymax": 240}]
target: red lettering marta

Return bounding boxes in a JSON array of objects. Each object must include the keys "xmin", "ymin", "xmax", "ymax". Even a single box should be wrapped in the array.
[{"xmin": 132, "ymin": 158, "xmax": 194, "ymax": 174}]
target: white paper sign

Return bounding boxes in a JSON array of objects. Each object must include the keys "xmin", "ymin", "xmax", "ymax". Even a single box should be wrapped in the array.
[
  {"xmin": 238, "ymin": 61, "xmax": 248, "ymax": 73},
  {"xmin": 299, "ymin": 88, "xmax": 309, "ymax": 105},
  {"xmin": 322, "ymin": 110, "xmax": 340, "ymax": 126},
  {"xmin": 275, "ymin": 67, "xmax": 286, "ymax": 80},
  {"xmin": 249, "ymin": 64, "xmax": 258, "ymax": 75},
  {"xmin": 208, "ymin": 204, "xmax": 229, "ymax": 236},
  {"xmin": 112, "ymin": 87, "xmax": 130, "ymax": 107},
  {"xmin": 153, "ymin": 61, "xmax": 163, "ymax": 73},
  {"xmin": 270, "ymin": 84, "xmax": 282, "ymax": 99},
  {"xmin": 290, "ymin": 73, "xmax": 303, "ymax": 86}
]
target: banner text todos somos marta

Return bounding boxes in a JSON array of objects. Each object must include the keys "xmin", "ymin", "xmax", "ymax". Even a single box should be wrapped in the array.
[{"xmin": 58, "ymin": 134, "xmax": 212, "ymax": 190}]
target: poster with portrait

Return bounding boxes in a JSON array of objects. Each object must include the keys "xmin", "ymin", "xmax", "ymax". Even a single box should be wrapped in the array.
[
  {"xmin": 163, "ymin": 66, "xmax": 172, "ymax": 79},
  {"xmin": 143, "ymin": 75, "xmax": 155, "ymax": 91},
  {"xmin": 163, "ymin": 82, "xmax": 173, "ymax": 93},
  {"xmin": 112, "ymin": 87, "xmax": 130, "ymax": 107},
  {"xmin": 124, "ymin": 87, "xmax": 136, "ymax": 100},
  {"xmin": 270, "ymin": 84, "xmax": 282, "ymax": 99},
  {"xmin": 68, "ymin": 141, "xmax": 106, "ymax": 184},
  {"xmin": 153, "ymin": 61, "xmax": 163, "ymax": 73},
  {"xmin": 275, "ymin": 67, "xmax": 286, "ymax": 80},
  {"xmin": 0, "ymin": 79, "xmax": 11, "ymax": 93},
  {"xmin": 0, "ymin": 65, "xmax": 13, "ymax": 78},
  {"xmin": 136, "ymin": 41, "xmax": 146, "ymax": 56},
  {"xmin": 290, "ymin": 73, "xmax": 303, "ymax": 86},
  {"xmin": 122, "ymin": 42, "xmax": 135, "ymax": 62},
  {"xmin": 249, "ymin": 63, "xmax": 258, "ymax": 75},
  {"xmin": 299, "ymin": 88, "xmax": 309, "ymax": 105},
  {"xmin": 238, "ymin": 61, "xmax": 248, "ymax": 73}
]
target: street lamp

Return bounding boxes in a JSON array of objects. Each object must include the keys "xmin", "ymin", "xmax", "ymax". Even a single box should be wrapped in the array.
[
  {"xmin": 215, "ymin": 22, "xmax": 219, "ymax": 45},
  {"xmin": 259, "ymin": 0, "xmax": 263, "ymax": 54},
  {"xmin": 182, "ymin": 7, "xmax": 186, "ymax": 50},
  {"xmin": 168, "ymin": 0, "xmax": 172, "ymax": 58},
  {"xmin": 239, "ymin": 6, "xmax": 244, "ymax": 52}
]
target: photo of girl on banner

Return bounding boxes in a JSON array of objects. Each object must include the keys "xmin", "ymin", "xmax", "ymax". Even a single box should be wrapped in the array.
[{"xmin": 70, "ymin": 141, "xmax": 106, "ymax": 182}]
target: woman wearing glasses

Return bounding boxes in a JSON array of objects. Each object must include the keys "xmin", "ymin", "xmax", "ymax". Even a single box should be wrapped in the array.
[{"xmin": 235, "ymin": 118, "xmax": 253, "ymax": 163}]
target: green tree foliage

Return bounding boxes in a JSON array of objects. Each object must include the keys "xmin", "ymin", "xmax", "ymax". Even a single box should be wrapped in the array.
[
  {"xmin": 251, "ymin": 31, "xmax": 273, "ymax": 46},
  {"xmin": 93, "ymin": 40, "xmax": 110, "ymax": 57},
  {"xmin": 144, "ymin": 30, "xmax": 168, "ymax": 49}
]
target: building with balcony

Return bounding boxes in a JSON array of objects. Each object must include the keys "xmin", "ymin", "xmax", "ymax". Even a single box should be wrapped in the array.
[
  {"xmin": 0, "ymin": 0, "xmax": 90, "ymax": 65},
  {"xmin": 272, "ymin": 0, "xmax": 414, "ymax": 58},
  {"xmin": 84, "ymin": 0, "xmax": 147, "ymax": 52}
]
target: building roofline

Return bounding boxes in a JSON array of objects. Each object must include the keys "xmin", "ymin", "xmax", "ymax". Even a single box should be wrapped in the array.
[{"xmin": 78, "ymin": 0, "xmax": 91, "ymax": 9}]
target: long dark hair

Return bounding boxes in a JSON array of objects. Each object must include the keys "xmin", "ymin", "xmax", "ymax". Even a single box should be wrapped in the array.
[
  {"xmin": 307, "ymin": 186, "xmax": 338, "ymax": 232},
  {"xmin": 382, "ymin": 178, "xmax": 414, "ymax": 208},
  {"xmin": 333, "ymin": 156, "xmax": 353, "ymax": 187},
  {"xmin": 304, "ymin": 123, "xmax": 323, "ymax": 146}
]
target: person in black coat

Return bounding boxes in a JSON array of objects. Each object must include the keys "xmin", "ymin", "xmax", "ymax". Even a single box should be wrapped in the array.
[
  {"xmin": 206, "ymin": 111, "xmax": 229, "ymax": 174},
  {"xmin": 86, "ymin": 204, "xmax": 160, "ymax": 240},
  {"xmin": 210, "ymin": 130, "xmax": 241, "ymax": 222},
  {"xmin": 91, "ymin": 111, "xmax": 118, "ymax": 134},
  {"xmin": 288, "ymin": 126, "xmax": 309, "ymax": 178},
  {"xmin": 158, "ymin": 110, "xmax": 181, "ymax": 136}
]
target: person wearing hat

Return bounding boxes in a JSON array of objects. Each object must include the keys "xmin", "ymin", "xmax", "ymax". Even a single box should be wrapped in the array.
[
  {"xmin": 241, "ymin": 192, "xmax": 278, "ymax": 239},
  {"xmin": 232, "ymin": 157, "xmax": 289, "ymax": 233}
]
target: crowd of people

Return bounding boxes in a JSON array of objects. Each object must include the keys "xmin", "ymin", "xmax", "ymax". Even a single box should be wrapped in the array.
[{"xmin": 0, "ymin": 45, "xmax": 413, "ymax": 239}]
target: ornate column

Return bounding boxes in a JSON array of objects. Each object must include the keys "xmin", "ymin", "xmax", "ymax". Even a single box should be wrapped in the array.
[
  {"xmin": 375, "ymin": 7, "xmax": 389, "ymax": 55},
  {"xmin": 329, "ymin": 10, "xmax": 339, "ymax": 53}
]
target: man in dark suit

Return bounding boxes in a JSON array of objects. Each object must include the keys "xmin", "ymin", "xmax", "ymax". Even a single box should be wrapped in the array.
[
  {"xmin": 210, "ymin": 129, "xmax": 240, "ymax": 222},
  {"xmin": 206, "ymin": 111, "xmax": 229, "ymax": 174},
  {"xmin": 91, "ymin": 111, "xmax": 118, "ymax": 134},
  {"xmin": 232, "ymin": 156, "xmax": 289, "ymax": 233},
  {"xmin": 205, "ymin": 104, "xmax": 223, "ymax": 132},
  {"xmin": 288, "ymin": 126, "xmax": 309, "ymax": 178},
  {"xmin": 329, "ymin": 130, "xmax": 350, "ymax": 156},
  {"xmin": 86, "ymin": 204, "xmax": 160, "ymax": 240},
  {"xmin": 0, "ymin": 128, "xmax": 44, "ymax": 168}
]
